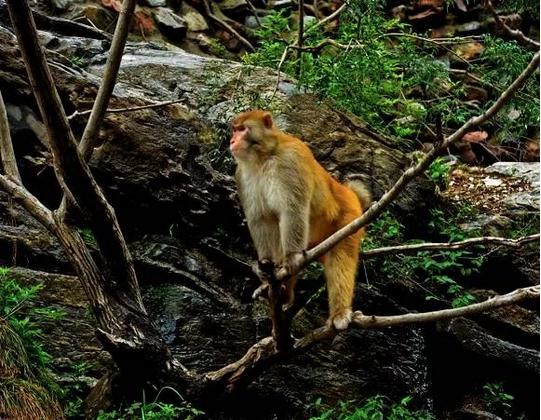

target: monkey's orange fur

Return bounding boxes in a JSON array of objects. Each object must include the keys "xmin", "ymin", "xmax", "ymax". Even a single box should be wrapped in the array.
[{"xmin": 230, "ymin": 110, "xmax": 369, "ymax": 330}]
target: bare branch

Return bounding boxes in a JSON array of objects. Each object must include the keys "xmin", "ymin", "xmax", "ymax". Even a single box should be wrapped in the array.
[
  {"xmin": 68, "ymin": 99, "xmax": 187, "ymax": 120},
  {"xmin": 78, "ymin": 0, "xmax": 137, "ymax": 161},
  {"xmin": 206, "ymin": 285, "xmax": 539, "ymax": 390},
  {"xmin": 0, "ymin": 174, "xmax": 55, "ymax": 231},
  {"xmin": 0, "ymin": 90, "xmax": 21, "ymax": 183},
  {"xmin": 362, "ymin": 234, "xmax": 540, "ymax": 258},
  {"xmin": 353, "ymin": 285, "xmax": 539, "ymax": 328},
  {"xmin": 202, "ymin": 0, "xmax": 255, "ymax": 52},
  {"xmin": 485, "ymin": 0, "xmax": 540, "ymax": 49},
  {"xmin": 276, "ymin": 51, "xmax": 540, "ymax": 281}
]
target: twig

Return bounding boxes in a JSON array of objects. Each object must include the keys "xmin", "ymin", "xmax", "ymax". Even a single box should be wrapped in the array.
[
  {"xmin": 68, "ymin": 99, "xmax": 187, "ymax": 120},
  {"xmin": 245, "ymin": 0, "xmax": 262, "ymax": 27},
  {"xmin": 362, "ymin": 234, "xmax": 540, "ymax": 258},
  {"xmin": 303, "ymin": 1, "xmax": 347, "ymax": 40},
  {"xmin": 379, "ymin": 32, "xmax": 470, "ymax": 65},
  {"xmin": 0, "ymin": 90, "xmax": 21, "ymax": 183},
  {"xmin": 276, "ymin": 51, "xmax": 540, "ymax": 281},
  {"xmin": 202, "ymin": 0, "xmax": 255, "ymax": 52},
  {"xmin": 289, "ymin": 38, "xmax": 364, "ymax": 52},
  {"xmin": 484, "ymin": 0, "xmax": 540, "ymax": 49},
  {"xmin": 78, "ymin": 0, "xmax": 137, "ymax": 161}
]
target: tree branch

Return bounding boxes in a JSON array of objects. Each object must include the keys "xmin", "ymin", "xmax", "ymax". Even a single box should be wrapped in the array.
[
  {"xmin": 0, "ymin": 90, "xmax": 21, "ymax": 183},
  {"xmin": 484, "ymin": 0, "xmax": 540, "ymax": 49},
  {"xmin": 67, "ymin": 99, "xmax": 187, "ymax": 120},
  {"xmin": 362, "ymin": 234, "xmax": 540, "ymax": 258},
  {"xmin": 276, "ymin": 51, "xmax": 540, "ymax": 282},
  {"xmin": 0, "ymin": 174, "xmax": 55, "ymax": 232},
  {"xmin": 78, "ymin": 0, "xmax": 137, "ymax": 161},
  {"xmin": 353, "ymin": 285, "xmax": 539, "ymax": 327},
  {"xmin": 6, "ymin": 0, "xmax": 145, "ymax": 313},
  {"xmin": 202, "ymin": 0, "xmax": 255, "ymax": 52},
  {"xmin": 206, "ymin": 285, "xmax": 539, "ymax": 390}
]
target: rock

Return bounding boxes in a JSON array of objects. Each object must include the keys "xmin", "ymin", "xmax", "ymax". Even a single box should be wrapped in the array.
[
  {"xmin": 485, "ymin": 162, "xmax": 540, "ymax": 214},
  {"xmin": 64, "ymin": 4, "xmax": 114, "ymax": 31},
  {"xmin": 244, "ymin": 15, "xmax": 260, "ymax": 29},
  {"xmin": 217, "ymin": 0, "xmax": 247, "ymax": 12},
  {"xmin": 50, "ymin": 0, "xmax": 84, "ymax": 10},
  {"xmin": 152, "ymin": 7, "xmax": 187, "ymax": 40},
  {"xmin": 179, "ymin": 3, "xmax": 208, "ymax": 31},
  {"xmin": 142, "ymin": 0, "xmax": 166, "ymax": 6},
  {"xmin": 443, "ymin": 317, "xmax": 539, "ymax": 374}
]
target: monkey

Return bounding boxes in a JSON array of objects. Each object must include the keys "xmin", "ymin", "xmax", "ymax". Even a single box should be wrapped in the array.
[{"xmin": 229, "ymin": 110, "xmax": 371, "ymax": 330}]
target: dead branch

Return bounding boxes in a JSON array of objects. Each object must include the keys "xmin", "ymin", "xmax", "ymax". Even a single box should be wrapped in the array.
[
  {"xmin": 362, "ymin": 233, "xmax": 540, "ymax": 258},
  {"xmin": 202, "ymin": 0, "xmax": 255, "ymax": 52},
  {"xmin": 68, "ymin": 99, "xmax": 187, "ymax": 120},
  {"xmin": 0, "ymin": 90, "xmax": 21, "ymax": 183},
  {"xmin": 485, "ymin": 0, "xmax": 540, "ymax": 49},
  {"xmin": 289, "ymin": 38, "xmax": 364, "ymax": 52},
  {"xmin": 354, "ymin": 285, "xmax": 540, "ymax": 327},
  {"xmin": 276, "ymin": 51, "xmax": 540, "ymax": 282},
  {"xmin": 0, "ymin": 174, "xmax": 55, "ymax": 231},
  {"xmin": 206, "ymin": 285, "xmax": 539, "ymax": 390},
  {"xmin": 78, "ymin": 0, "xmax": 137, "ymax": 161}
]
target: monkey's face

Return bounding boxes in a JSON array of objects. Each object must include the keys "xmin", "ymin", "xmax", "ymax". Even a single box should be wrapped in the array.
[
  {"xmin": 230, "ymin": 111, "xmax": 275, "ymax": 161},
  {"xmin": 229, "ymin": 123, "xmax": 251, "ymax": 158}
]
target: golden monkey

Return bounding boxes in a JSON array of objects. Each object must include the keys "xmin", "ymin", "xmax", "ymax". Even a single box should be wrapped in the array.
[{"xmin": 229, "ymin": 110, "xmax": 370, "ymax": 330}]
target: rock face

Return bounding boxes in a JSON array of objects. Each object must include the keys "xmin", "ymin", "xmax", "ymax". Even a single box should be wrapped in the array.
[{"xmin": 0, "ymin": 20, "xmax": 538, "ymax": 420}]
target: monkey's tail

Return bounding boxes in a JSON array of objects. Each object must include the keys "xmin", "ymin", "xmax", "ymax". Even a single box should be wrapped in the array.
[{"xmin": 346, "ymin": 180, "xmax": 372, "ymax": 211}]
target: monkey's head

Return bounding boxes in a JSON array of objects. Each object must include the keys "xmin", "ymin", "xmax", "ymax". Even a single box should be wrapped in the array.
[{"xmin": 230, "ymin": 110, "xmax": 276, "ymax": 160}]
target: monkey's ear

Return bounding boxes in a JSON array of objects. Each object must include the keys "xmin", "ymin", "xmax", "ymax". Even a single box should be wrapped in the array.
[{"xmin": 262, "ymin": 112, "xmax": 273, "ymax": 128}]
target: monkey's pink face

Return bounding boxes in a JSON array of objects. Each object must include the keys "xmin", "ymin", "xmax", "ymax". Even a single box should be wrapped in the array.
[{"xmin": 229, "ymin": 124, "xmax": 250, "ymax": 158}]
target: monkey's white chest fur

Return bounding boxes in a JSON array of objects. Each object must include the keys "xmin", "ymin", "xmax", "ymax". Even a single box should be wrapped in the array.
[{"xmin": 238, "ymin": 161, "xmax": 283, "ymax": 219}]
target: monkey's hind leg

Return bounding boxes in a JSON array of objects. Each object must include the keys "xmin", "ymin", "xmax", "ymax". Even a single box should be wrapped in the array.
[{"xmin": 323, "ymin": 236, "xmax": 359, "ymax": 330}]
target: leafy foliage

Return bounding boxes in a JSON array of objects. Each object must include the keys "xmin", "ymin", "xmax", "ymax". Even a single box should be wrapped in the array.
[
  {"xmin": 310, "ymin": 395, "xmax": 433, "ymax": 420},
  {"xmin": 97, "ymin": 389, "xmax": 205, "ymax": 420},
  {"xmin": 483, "ymin": 382, "xmax": 515, "ymax": 418},
  {"xmin": 244, "ymin": 0, "xmax": 539, "ymax": 145},
  {"xmin": 0, "ymin": 267, "xmax": 63, "ymax": 419},
  {"xmin": 363, "ymin": 206, "xmax": 483, "ymax": 307}
]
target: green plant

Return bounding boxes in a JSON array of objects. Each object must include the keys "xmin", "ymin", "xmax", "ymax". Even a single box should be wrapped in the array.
[
  {"xmin": 427, "ymin": 157, "xmax": 451, "ymax": 188},
  {"xmin": 483, "ymin": 382, "xmax": 514, "ymax": 418},
  {"xmin": 0, "ymin": 268, "xmax": 64, "ymax": 419},
  {"xmin": 244, "ymin": 0, "xmax": 539, "ymax": 147},
  {"xmin": 97, "ymin": 387, "xmax": 204, "ymax": 420},
  {"xmin": 310, "ymin": 395, "xmax": 433, "ymax": 420}
]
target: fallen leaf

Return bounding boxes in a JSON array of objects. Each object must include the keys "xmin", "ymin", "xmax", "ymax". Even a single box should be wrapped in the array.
[
  {"xmin": 102, "ymin": 0, "xmax": 122, "ymax": 12},
  {"xmin": 462, "ymin": 131, "xmax": 488, "ymax": 143}
]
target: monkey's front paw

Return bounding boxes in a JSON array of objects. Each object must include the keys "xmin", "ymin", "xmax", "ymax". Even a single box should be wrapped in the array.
[
  {"xmin": 328, "ymin": 310, "xmax": 352, "ymax": 331},
  {"xmin": 252, "ymin": 259, "xmax": 274, "ymax": 280},
  {"xmin": 276, "ymin": 251, "xmax": 305, "ymax": 278},
  {"xmin": 252, "ymin": 283, "xmax": 269, "ymax": 300}
]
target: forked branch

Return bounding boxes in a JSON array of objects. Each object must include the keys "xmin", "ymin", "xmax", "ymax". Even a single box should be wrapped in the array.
[{"xmin": 206, "ymin": 285, "xmax": 539, "ymax": 390}]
